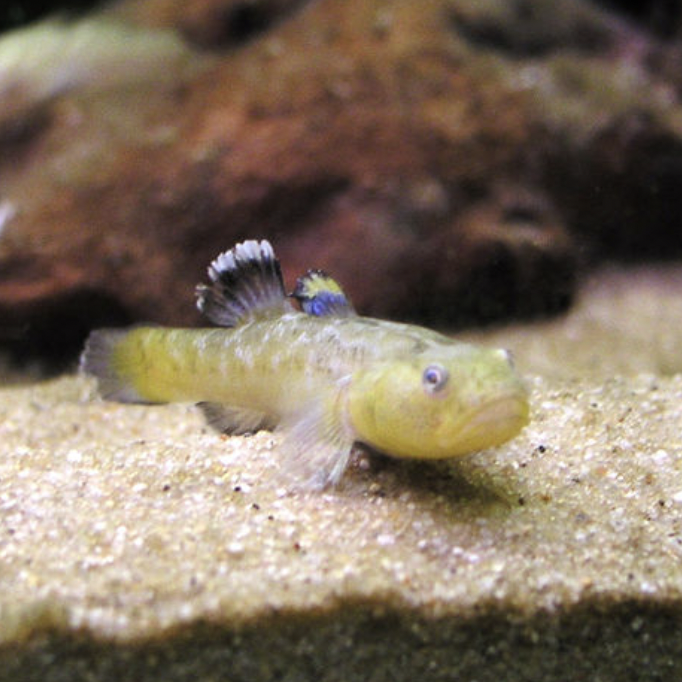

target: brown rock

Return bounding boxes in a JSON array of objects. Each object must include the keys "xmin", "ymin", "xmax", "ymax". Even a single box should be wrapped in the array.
[{"xmin": 0, "ymin": 0, "xmax": 681, "ymax": 362}]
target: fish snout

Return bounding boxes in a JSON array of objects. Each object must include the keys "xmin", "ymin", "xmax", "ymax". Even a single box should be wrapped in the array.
[{"xmin": 459, "ymin": 392, "xmax": 529, "ymax": 449}]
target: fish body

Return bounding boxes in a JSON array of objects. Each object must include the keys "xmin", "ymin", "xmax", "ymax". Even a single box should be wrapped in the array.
[{"xmin": 82, "ymin": 240, "xmax": 529, "ymax": 487}]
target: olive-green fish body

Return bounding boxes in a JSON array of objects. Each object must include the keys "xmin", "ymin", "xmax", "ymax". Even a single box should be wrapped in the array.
[{"xmin": 82, "ymin": 240, "xmax": 529, "ymax": 488}]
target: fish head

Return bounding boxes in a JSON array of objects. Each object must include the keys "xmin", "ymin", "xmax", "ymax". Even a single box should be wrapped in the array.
[{"xmin": 347, "ymin": 344, "xmax": 529, "ymax": 460}]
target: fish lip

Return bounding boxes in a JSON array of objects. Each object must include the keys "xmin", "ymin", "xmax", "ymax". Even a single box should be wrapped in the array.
[
  {"xmin": 449, "ymin": 393, "xmax": 529, "ymax": 447},
  {"xmin": 470, "ymin": 393, "xmax": 529, "ymax": 425}
]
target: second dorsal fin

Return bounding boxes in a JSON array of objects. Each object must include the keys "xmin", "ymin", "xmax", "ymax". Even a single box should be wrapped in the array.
[
  {"xmin": 196, "ymin": 239, "xmax": 293, "ymax": 327},
  {"xmin": 292, "ymin": 270, "xmax": 356, "ymax": 317}
]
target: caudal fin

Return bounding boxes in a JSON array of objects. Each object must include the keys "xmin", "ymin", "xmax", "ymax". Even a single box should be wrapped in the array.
[{"xmin": 80, "ymin": 329, "xmax": 146, "ymax": 403}]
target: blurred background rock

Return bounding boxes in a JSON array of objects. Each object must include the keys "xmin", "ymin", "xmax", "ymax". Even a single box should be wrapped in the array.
[{"xmin": 0, "ymin": 0, "xmax": 681, "ymax": 369}]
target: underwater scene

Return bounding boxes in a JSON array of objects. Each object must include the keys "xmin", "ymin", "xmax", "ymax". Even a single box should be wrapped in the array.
[{"xmin": 0, "ymin": 1, "xmax": 681, "ymax": 680}]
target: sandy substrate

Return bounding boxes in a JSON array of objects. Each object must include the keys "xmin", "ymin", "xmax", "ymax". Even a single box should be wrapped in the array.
[{"xmin": 0, "ymin": 265, "xmax": 681, "ymax": 681}]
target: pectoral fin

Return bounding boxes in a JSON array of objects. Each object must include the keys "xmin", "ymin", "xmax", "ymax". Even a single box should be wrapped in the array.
[{"xmin": 278, "ymin": 395, "xmax": 355, "ymax": 489}]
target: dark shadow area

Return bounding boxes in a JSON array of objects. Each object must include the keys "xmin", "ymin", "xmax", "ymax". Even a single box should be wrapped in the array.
[
  {"xmin": 182, "ymin": 0, "xmax": 315, "ymax": 49},
  {"xmin": 221, "ymin": 1, "xmax": 279, "ymax": 45},
  {"xmin": 0, "ymin": 1, "xmax": 101, "ymax": 32},
  {"xmin": 395, "ymin": 243, "xmax": 576, "ymax": 330},
  {"xmin": 448, "ymin": 0, "xmax": 614, "ymax": 59},
  {"xmin": 596, "ymin": 0, "xmax": 682, "ymax": 38},
  {"xmin": 0, "ymin": 289, "xmax": 133, "ymax": 374},
  {"xmin": 1, "ymin": 596, "xmax": 681, "ymax": 682},
  {"xmin": 548, "ymin": 126, "xmax": 682, "ymax": 262},
  {"xmin": 350, "ymin": 449, "xmax": 516, "ymax": 514}
]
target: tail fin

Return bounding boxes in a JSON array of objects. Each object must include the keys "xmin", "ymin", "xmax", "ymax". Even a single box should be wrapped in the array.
[{"xmin": 80, "ymin": 329, "xmax": 146, "ymax": 403}]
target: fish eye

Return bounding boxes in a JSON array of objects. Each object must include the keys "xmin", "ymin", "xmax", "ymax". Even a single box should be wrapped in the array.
[{"xmin": 422, "ymin": 364, "xmax": 449, "ymax": 394}]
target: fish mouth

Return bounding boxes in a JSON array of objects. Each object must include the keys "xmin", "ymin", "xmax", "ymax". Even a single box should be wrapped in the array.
[{"xmin": 447, "ymin": 393, "xmax": 529, "ymax": 452}]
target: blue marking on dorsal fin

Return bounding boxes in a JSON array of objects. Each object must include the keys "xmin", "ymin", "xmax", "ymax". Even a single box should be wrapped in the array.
[
  {"xmin": 196, "ymin": 239, "xmax": 294, "ymax": 327},
  {"xmin": 292, "ymin": 270, "xmax": 356, "ymax": 317}
]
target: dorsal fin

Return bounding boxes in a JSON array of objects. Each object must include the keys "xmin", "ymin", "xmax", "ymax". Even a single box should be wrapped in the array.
[
  {"xmin": 292, "ymin": 270, "xmax": 356, "ymax": 318},
  {"xmin": 196, "ymin": 239, "xmax": 293, "ymax": 327}
]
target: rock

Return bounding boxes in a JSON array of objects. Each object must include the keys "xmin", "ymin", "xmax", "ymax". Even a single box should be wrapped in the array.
[
  {"xmin": 463, "ymin": 263, "xmax": 682, "ymax": 379},
  {"xmin": 1, "ymin": 264, "xmax": 682, "ymax": 680},
  {"xmin": 0, "ymin": 2, "xmax": 99, "ymax": 32},
  {"xmin": 1, "ymin": 0, "xmax": 682, "ymax": 362}
]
